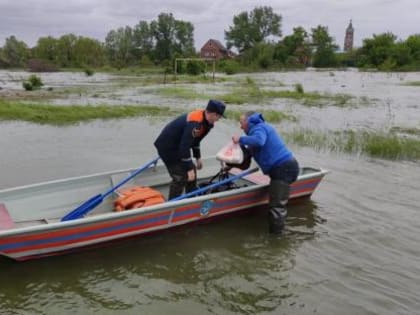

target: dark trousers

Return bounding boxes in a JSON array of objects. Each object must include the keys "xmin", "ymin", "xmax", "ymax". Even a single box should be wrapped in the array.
[
  {"xmin": 267, "ymin": 158, "xmax": 299, "ymax": 234},
  {"xmin": 165, "ymin": 162, "xmax": 197, "ymax": 200}
]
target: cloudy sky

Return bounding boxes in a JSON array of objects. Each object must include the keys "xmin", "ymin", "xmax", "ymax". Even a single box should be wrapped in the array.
[{"xmin": 1, "ymin": 0, "xmax": 419, "ymax": 50}]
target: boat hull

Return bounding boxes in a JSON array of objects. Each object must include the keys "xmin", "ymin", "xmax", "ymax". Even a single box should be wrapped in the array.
[{"xmin": 0, "ymin": 162, "xmax": 328, "ymax": 261}]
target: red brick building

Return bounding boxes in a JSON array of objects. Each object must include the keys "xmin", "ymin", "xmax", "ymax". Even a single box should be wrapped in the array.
[{"xmin": 200, "ymin": 39, "xmax": 235, "ymax": 59}]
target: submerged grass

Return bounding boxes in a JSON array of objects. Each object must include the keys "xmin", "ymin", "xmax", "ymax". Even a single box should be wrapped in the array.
[
  {"xmin": 0, "ymin": 86, "xmax": 90, "ymax": 102},
  {"xmin": 110, "ymin": 73, "xmax": 229, "ymax": 89},
  {"xmin": 226, "ymin": 109, "xmax": 297, "ymax": 123},
  {"xmin": 222, "ymin": 77, "xmax": 355, "ymax": 107},
  {"xmin": 157, "ymin": 87, "xmax": 207, "ymax": 100},
  {"xmin": 0, "ymin": 100, "xmax": 177, "ymax": 125},
  {"xmin": 150, "ymin": 76, "xmax": 357, "ymax": 107},
  {"xmin": 137, "ymin": 77, "xmax": 360, "ymax": 107},
  {"xmin": 401, "ymin": 81, "xmax": 420, "ymax": 86},
  {"xmin": 285, "ymin": 129, "xmax": 420, "ymax": 161},
  {"xmin": 390, "ymin": 126, "xmax": 420, "ymax": 136}
]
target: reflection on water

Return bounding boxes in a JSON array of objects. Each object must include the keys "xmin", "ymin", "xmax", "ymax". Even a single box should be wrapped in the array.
[{"xmin": 0, "ymin": 201, "xmax": 322, "ymax": 315}]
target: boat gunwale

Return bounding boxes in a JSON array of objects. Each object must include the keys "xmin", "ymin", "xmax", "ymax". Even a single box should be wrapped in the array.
[{"xmin": 0, "ymin": 167, "xmax": 329, "ymax": 237}]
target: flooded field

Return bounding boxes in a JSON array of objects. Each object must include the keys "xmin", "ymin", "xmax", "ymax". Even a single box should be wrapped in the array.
[{"xmin": 0, "ymin": 69, "xmax": 419, "ymax": 315}]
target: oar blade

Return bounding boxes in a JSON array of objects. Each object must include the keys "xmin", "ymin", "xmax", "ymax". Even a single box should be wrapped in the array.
[{"xmin": 61, "ymin": 194, "xmax": 103, "ymax": 221}]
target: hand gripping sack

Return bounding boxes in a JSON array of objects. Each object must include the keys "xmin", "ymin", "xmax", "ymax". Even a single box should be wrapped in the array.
[{"xmin": 216, "ymin": 140, "xmax": 244, "ymax": 164}]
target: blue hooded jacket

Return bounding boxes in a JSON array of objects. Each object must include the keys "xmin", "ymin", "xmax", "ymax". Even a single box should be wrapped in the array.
[{"xmin": 239, "ymin": 112, "xmax": 293, "ymax": 174}]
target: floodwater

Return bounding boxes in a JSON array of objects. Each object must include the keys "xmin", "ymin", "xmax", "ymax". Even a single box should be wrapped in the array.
[{"xmin": 0, "ymin": 70, "xmax": 420, "ymax": 315}]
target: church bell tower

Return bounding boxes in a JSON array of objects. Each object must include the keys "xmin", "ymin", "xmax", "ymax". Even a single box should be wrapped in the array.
[{"xmin": 344, "ymin": 20, "xmax": 354, "ymax": 51}]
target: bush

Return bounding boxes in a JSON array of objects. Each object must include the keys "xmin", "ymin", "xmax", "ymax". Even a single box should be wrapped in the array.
[
  {"xmin": 84, "ymin": 68, "xmax": 94, "ymax": 76},
  {"xmin": 186, "ymin": 60, "xmax": 205, "ymax": 75},
  {"xmin": 294, "ymin": 83, "xmax": 304, "ymax": 94},
  {"xmin": 221, "ymin": 60, "xmax": 239, "ymax": 75},
  {"xmin": 22, "ymin": 74, "xmax": 44, "ymax": 91},
  {"xmin": 22, "ymin": 82, "xmax": 33, "ymax": 91}
]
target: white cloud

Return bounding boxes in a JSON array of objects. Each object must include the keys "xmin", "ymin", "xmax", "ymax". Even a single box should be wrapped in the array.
[{"xmin": 0, "ymin": 0, "xmax": 419, "ymax": 49}]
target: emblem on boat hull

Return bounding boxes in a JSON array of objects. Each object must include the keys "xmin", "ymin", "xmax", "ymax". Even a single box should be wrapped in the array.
[{"xmin": 200, "ymin": 200, "xmax": 214, "ymax": 216}]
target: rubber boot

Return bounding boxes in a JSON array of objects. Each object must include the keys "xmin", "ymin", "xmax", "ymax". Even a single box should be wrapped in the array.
[
  {"xmin": 167, "ymin": 164, "xmax": 187, "ymax": 200},
  {"xmin": 168, "ymin": 173, "xmax": 186, "ymax": 200},
  {"xmin": 268, "ymin": 180, "xmax": 290, "ymax": 234}
]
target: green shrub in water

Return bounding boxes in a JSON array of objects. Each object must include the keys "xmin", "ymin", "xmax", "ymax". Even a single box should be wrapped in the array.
[
  {"xmin": 222, "ymin": 60, "xmax": 239, "ymax": 75},
  {"xmin": 186, "ymin": 60, "xmax": 205, "ymax": 75},
  {"xmin": 84, "ymin": 68, "xmax": 94, "ymax": 76},
  {"xmin": 294, "ymin": 83, "xmax": 304, "ymax": 94},
  {"xmin": 22, "ymin": 75, "xmax": 44, "ymax": 91}
]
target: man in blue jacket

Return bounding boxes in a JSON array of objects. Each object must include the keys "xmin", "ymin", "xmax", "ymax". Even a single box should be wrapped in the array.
[
  {"xmin": 232, "ymin": 111, "xmax": 299, "ymax": 234},
  {"xmin": 154, "ymin": 100, "xmax": 226, "ymax": 200}
]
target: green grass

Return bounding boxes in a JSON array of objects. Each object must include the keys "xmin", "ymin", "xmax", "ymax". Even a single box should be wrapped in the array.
[
  {"xmin": 390, "ymin": 126, "xmax": 420, "ymax": 136},
  {"xmin": 0, "ymin": 86, "xmax": 94, "ymax": 102},
  {"xmin": 225, "ymin": 109, "xmax": 297, "ymax": 123},
  {"xmin": 0, "ymin": 99, "xmax": 296, "ymax": 126},
  {"xmin": 285, "ymin": 129, "xmax": 420, "ymax": 161},
  {"xmin": 0, "ymin": 100, "xmax": 178, "ymax": 125},
  {"xmin": 148, "ymin": 76, "xmax": 356, "ymax": 107},
  {"xmin": 222, "ymin": 77, "xmax": 355, "ymax": 107},
  {"xmin": 157, "ymin": 87, "xmax": 207, "ymax": 100},
  {"xmin": 401, "ymin": 81, "xmax": 420, "ymax": 86}
]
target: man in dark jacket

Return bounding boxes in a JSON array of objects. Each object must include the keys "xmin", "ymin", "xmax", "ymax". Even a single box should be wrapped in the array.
[
  {"xmin": 154, "ymin": 100, "xmax": 226, "ymax": 200},
  {"xmin": 232, "ymin": 111, "xmax": 299, "ymax": 234}
]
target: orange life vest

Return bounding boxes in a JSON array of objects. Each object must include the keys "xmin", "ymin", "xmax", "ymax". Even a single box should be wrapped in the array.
[{"xmin": 114, "ymin": 186, "xmax": 166, "ymax": 212}]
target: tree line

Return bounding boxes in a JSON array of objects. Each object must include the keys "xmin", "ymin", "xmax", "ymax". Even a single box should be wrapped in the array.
[{"xmin": 1, "ymin": 6, "xmax": 420, "ymax": 72}]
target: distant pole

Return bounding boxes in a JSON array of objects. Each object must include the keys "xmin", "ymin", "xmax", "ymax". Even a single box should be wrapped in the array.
[
  {"xmin": 212, "ymin": 59, "xmax": 215, "ymax": 82},
  {"xmin": 174, "ymin": 60, "xmax": 177, "ymax": 84}
]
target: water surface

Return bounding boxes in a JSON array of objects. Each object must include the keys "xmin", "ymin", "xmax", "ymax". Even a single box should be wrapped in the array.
[{"xmin": 0, "ymin": 70, "xmax": 419, "ymax": 315}]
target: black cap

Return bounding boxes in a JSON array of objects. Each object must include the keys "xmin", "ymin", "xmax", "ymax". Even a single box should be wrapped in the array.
[{"xmin": 206, "ymin": 99, "xmax": 226, "ymax": 117}]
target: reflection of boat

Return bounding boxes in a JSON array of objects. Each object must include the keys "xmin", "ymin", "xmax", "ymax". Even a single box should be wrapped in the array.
[{"xmin": 0, "ymin": 158, "xmax": 328, "ymax": 261}]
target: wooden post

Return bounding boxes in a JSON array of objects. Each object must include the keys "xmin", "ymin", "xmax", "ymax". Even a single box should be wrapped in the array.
[
  {"xmin": 174, "ymin": 59, "xmax": 177, "ymax": 84},
  {"xmin": 212, "ymin": 59, "xmax": 215, "ymax": 82}
]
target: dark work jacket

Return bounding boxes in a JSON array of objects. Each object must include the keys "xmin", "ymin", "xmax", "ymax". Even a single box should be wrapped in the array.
[{"xmin": 154, "ymin": 110, "xmax": 213, "ymax": 171}]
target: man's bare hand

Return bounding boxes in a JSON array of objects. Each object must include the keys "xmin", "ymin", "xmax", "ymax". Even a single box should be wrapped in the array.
[
  {"xmin": 232, "ymin": 135, "xmax": 240, "ymax": 144},
  {"xmin": 196, "ymin": 158, "xmax": 203, "ymax": 170},
  {"xmin": 187, "ymin": 169, "xmax": 196, "ymax": 182}
]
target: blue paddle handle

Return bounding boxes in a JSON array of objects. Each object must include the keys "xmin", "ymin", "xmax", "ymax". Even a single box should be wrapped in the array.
[
  {"xmin": 170, "ymin": 167, "xmax": 259, "ymax": 201},
  {"xmin": 61, "ymin": 157, "xmax": 159, "ymax": 221},
  {"xmin": 61, "ymin": 194, "xmax": 103, "ymax": 221},
  {"xmin": 102, "ymin": 157, "xmax": 159, "ymax": 199}
]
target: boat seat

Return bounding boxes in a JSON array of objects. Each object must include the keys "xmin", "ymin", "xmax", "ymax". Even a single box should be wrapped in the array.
[{"xmin": 0, "ymin": 203, "xmax": 15, "ymax": 230}]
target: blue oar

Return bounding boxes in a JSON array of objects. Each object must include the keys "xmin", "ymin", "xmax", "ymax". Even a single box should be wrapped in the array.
[
  {"xmin": 170, "ymin": 167, "xmax": 259, "ymax": 201},
  {"xmin": 61, "ymin": 157, "xmax": 160, "ymax": 221}
]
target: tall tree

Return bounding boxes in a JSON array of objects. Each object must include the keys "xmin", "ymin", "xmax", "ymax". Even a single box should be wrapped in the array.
[
  {"xmin": 104, "ymin": 26, "xmax": 135, "ymax": 68},
  {"xmin": 311, "ymin": 25, "xmax": 338, "ymax": 67},
  {"xmin": 173, "ymin": 20, "xmax": 195, "ymax": 56},
  {"xmin": 275, "ymin": 26, "xmax": 311, "ymax": 65},
  {"xmin": 33, "ymin": 36, "xmax": 60, "ymax": 63},
  {"xmin": 225, "ymin": 6, "xmax": 282, "ymax": 53},
  {"xmin": 133, "ymin": 20, "xmax": 154, "ymax": 61},
  {"xmin": 56, "ymin": 34, "xmax": 77, "ymax": 67},
  {"xmin": 73, "ymin": 37, "xmax": 105, "ymax": 67},
  {"xmin": 150, "ymin": 13, "xmax": 194, "ymax": 63},
  {"xmin": 2, "ymin": 36, "xmax": 30, "ymax": 67},
  {"xmin": 405, "ymin": 34, "xmax": 420, "ymax": 61},
  {"xmin": 357, "ymin": 32, "xmax": 397, "ymax": 67}
]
